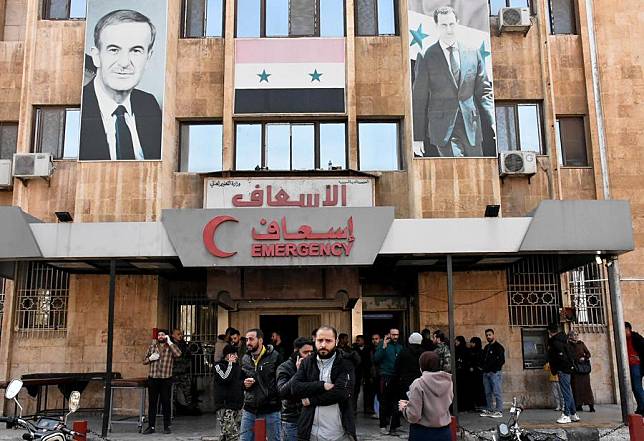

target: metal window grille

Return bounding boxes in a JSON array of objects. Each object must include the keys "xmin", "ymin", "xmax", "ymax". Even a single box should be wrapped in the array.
[
  {"xmin": 567, "ymin": 263, "xmax": 608, "ymax": 332},
  {"xmin": 15, "ymin": 263, "xmax": 69, "ymax": 335},
  {"xmin": 507, "ymin": 257, "xmax": 562, "ymax": 327},
  {"xmin": 169, "ymin": 293, "xmax": 218, "ymax": 377},
  {"xmin": 0, "ymin": 277, "xmax": 6, "ymax": 336}
]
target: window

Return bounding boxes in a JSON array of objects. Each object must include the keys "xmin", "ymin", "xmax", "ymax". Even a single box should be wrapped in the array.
[
  {"xmin": 235, "ymin": 0, "xmax": 345, "ymax": 37},
  {"xmin": 235, "ymin": 122, "xmax": 346, "ymax": 171},
  {"xmin": 182, "ymin": 0, "xmax": 225, "ymax": 38},
  {"xmin": 546, "ymin": 0, "xmax": 578, "ymax": 34},
  {"xmin": 556, "ymin": 117, "xmax": 588, "ymax": 166},
  {"xmin": 15, "ymin": 263, "xmax": 69, "ymax": 334},
  {"xmin": 567, "ymin": 263, "xmax": 607, "ymax": 331},
  {"xmin": 33, "ymin": 107, "xmax": 80, "ymax": 160},
  {"xmin": 488, "ymin": 0, "xmax": 530, "ymax": 16},
  {"xmin": 42, "ymin": 0, "xmax": 86, "ymax": 20},
  {"xmin": 0, "ymin": 123, "xmax": 18, "ymax": 160},
  {"xmin": 507, "ymin": 257, "xmax": 562, "ymax": 327},
  {"xmin": 358, "ymin": 121, "xmax": 400, "ymax": 171},
  {"xmin": 495, "ymin": 102, "xmax": 544, "ymax": 154},
  {"xmin": 355, "ymin": 0, "xmax": 398, "ymax": 36},
  {"xmin": 179, "ymin": 122, "xmax": 223, "ymax": 173}
]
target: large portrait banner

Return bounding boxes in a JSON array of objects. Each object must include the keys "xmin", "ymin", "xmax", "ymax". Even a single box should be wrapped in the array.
[
  {"xmin": 79, "ymin": 0, "xmax": 168, "ymax": 161},
  {"xmin": 409, "ymin": 1, "xmax": 497, "ymax": 158}
]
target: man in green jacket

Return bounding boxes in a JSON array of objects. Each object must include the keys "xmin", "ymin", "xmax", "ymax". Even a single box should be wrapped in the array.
[{"xmin": 373, "ymin": 328, "xmax": 403, "ymax": 435}]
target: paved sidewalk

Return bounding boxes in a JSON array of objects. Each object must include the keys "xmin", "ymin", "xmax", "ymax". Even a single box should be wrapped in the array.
[{"xmin": 0, "ymin": 406, "xmax": 629, "ymax": 440}]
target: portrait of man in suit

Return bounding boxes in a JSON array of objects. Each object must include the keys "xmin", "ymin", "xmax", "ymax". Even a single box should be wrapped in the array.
[
  {"xmin": 412, "ymin": 5, "xmax": 496, "ymax": 157},
  {"xmin": 79, "ymin": 9, "xmax": 162, "ymax": 161}
]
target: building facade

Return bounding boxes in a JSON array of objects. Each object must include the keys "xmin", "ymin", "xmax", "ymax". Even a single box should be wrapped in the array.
[{"xmin": 0, "ymin": 0, "xmax": 641, "ymax": 413}]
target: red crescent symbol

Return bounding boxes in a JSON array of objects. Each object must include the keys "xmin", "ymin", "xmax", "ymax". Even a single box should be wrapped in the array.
[{"xmin": 203, "ymin": 216, "xmax": 238, "ymax": 258}]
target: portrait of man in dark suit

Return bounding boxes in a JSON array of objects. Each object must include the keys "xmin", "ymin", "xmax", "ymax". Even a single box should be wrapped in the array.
[
  {"xmin": 412, "ymin": 5, "xmax": 496, "ymax": 157},
  {"xmin": 79, "ymin": 9, "xmax": 162, "ymax": 161}
]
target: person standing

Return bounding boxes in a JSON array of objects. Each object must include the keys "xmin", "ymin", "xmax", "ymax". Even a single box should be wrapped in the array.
[
  {"xmin": 568, "ymin": 331, "xmax": 595, "ymax": 412},
  {"xmin": 455, "ymin": 336, "xmax": 471, "ymax": 411},
  {"xmin": 396, "ymin": 332, "xmax": 425, "ymax": 400},
  {"xmin": 432, "ymin": 330, "xmax": 452, "ymax": 373},
  {"xmin": 227, "ymin": 327, "xmax": 247, "ymax": 358},
  {"xmin": 421, "ymin": 328, "xmax": 435, "ymax": 352},
  {"xmin": 547, "ymin": 324, "xmax": 580, "ymax": 424},
  {"xmin": 480, "ymin": 329, "xmax": 505, "ymax": 418},
  {"xmin": 373, "ymin": 328, "xmax": 403, "ymax": 435},
  {"xmin": 272, "ymin": 331, "xmax": 287, "ymax": 361},
  {"xmin": 468, "ymin": 337, "xmax": 486, "ymax": 410},
  {"xmin": 277, "ymin": 337, "xmax": 315, "ymax": 441},
  {"xmin": 142, "ymin": 329, "xmax": 181, "ymax": 435},
  {"xmin": 352, "ymin": 335, "xmax": 374, "ymax": 415},
  {"xmin": 240, "ymin": 328, "xmax": 282, "ymax": 441},
  {"xmin": 399, "ymin": 351, "xmax": 453, "ymax": 441},
  {"xmin": 171, "ymin": 328, "xmax": 199, "ymax": 415},
  {"xmin": 291, "ymin": 326, "xmax": 356, "ymax": 441},
  {"xmin": 213, "ymin": 345, "xmax": 244, "ymax": 441},
  {"xmin": 544, "ymin": 362, "xmax": 563, "ymax": 411},
  {"xmin": 625, "ymin": 322, "xmax": 644, "ymax": 415},
  {"xmin": 338, "ymin": 333, "xmax": 361, "ymax": 369},
  {"xmin": 370, "ymin": 333, "xmax": 382, "ymax": 418}
]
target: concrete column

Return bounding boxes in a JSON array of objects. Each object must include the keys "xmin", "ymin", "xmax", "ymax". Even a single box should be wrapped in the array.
[
  {"xmin": 351, "ymin": 297, "xmax": 363, "ymax": 339},
  {"xmin": 217, "ymin": 306, "xmax": 229, "ymax": 335}
]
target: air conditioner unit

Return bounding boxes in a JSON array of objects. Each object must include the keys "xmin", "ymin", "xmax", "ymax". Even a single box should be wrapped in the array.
[
  {"xmin": 0, "ymin": 160, "xmax": 12, "ymax": 188},
  {"xmin": 499, "ymin": 7, "xmax": 532, "ymax": 33},
  {"xmin": 499, "ymin": 151, "xmax": 537, "ymax": 176},
  {"xmin": 12, "ymin": 153, "xmax": 54, "ymax": 179}
]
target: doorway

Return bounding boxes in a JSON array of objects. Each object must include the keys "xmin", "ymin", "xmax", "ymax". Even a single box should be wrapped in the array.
[
  {"xmin": 260, "ymin": 315, "xmax": 299, "ymax": 355},
  {"xmin": 362, "ymin": 311, "xmax": 405, "ymax": 341}
]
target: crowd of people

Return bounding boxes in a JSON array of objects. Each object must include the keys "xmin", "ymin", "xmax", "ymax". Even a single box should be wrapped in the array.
[{"xmin": 139, "ymin": 321, "xmax": 644, "ymax": 439}]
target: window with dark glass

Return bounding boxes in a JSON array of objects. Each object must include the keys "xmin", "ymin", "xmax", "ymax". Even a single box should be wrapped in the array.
[
  {"xmin": 43, "ymin": 0, "xmax": 86, "ymax": 20},
  {"xmin": 488, "ymin": 0, "xmax": 531, "ymax": 16},
  {"xmin": 0, "ymin": 123, "xmax": 18, "ymax": 160},
  {"xmin": 358, "ymin": 121, "xmax": 400, "ymax": 171},
  {"xmin": 235, "ymin": 0, "xmax": 345, "ymax": 37},
  {"xmin": 495, "ymin": 102, "xmax": 544, "ymax": 154},
  {"xmin": 356, "ymin": 0, "xmax": 398, "ymax": 36},
  {"xmin": 556, "ymin": 116, "xmax": 588, "ymax": 167},
  {"xmin": 546, "ymin": 0, "xmax": 578, "ymax": 34},
  {"xmin": 183, "ymin": 0, "xmax": 225, "ymax": 38},
  {"xmin": 235, "ymin": 122, "xmax": 346, "ymax": 171},
  {"xmin": 33, "ymin": 107, "xmax": 80, "ymax": 160},
  {"xmin": 179, "ymin": 122, "xmax": 223, "ymax": 172}
]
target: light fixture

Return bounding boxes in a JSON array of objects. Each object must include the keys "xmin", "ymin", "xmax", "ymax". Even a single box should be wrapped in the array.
[
  {"xmin": 485, "ymin": 204, "xmax": 500, "ymax": 217},
  {"xmin": 55, "ymin": 211, "xmax": 73, "ymax": 223}
]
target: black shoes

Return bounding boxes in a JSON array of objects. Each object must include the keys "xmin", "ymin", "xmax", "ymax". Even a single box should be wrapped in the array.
[
  {"xmin": 142, "ymin": 426, "xmax": 155, "ymax": 434},
  {"xmin": 164, "ymin": 427, "xmax": 172, "ymax": 434}
]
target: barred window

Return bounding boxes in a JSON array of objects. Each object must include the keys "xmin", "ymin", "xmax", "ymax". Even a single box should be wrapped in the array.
[
  {"xmin": 15, "ymin": 263, "xmax": 69, "ymax": 334},
  {"xmin": 507, "ymin": 257, "xmax": 562, "ymax": 327},
  {"xmin": 567, "ymin": 263, "xmax": 607, "ymax": 332}
]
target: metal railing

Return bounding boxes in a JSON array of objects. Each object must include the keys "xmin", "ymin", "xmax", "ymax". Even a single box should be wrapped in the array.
[
  {"xmin": 567, "ymin": 262, "xmax": 608, "ymax": 333},
  {"xmin": 507, "ymin": 257, "xmax": 563, "ymax": 327},
  {"xmin": 14, "ymin": 263, "xmax": 69, "ymax": 336}
]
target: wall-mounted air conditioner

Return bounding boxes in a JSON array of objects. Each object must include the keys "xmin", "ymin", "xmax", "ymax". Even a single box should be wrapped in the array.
[
  {"xmin": 12, "ymin": 153, "xmax": 54, "ymax": 180},
  {"xmin": 499, "ymin": 151, "xmax": 537, "ymax": 177},
  {"xmin": 0, "ymin": 159, "xmax": 12, "ymax": 188},
  {"xmin": 499, "ymin": 7, "xmax": 532, "ymax": 34}
]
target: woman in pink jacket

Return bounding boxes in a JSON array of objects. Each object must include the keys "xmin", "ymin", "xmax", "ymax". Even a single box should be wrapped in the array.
[{"xmin": 399, "ymin": 351, "xmax": 454, "ymax": 441}]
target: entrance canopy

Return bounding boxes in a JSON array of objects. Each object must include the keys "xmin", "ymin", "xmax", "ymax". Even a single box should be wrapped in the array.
[{"xmin": 0, "ymin": 200, "xmax": 633, "ymax": 275}]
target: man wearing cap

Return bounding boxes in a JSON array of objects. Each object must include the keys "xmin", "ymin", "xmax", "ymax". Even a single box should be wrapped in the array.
[{"xmin": 396, "ymin": 332, "xmax": 426, "ymax": 400}]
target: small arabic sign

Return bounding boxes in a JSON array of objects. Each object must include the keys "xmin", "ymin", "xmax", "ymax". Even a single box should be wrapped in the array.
[
  {"xmin": 204, "ymin": 178, "xmax": 374, "ymax": 209},
  {"xmin": 162, "ymin": 208, "xmax": 394, "ymax": 267}
]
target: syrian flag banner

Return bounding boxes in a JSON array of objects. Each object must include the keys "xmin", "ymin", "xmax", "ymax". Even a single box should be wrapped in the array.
[{"xmin": 234, "ymin": 38, "xmax": 345, "ymax": 114}]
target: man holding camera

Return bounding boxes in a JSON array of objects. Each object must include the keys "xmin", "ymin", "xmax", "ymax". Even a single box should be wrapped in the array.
[
  {"xmin": 143, "ymin": 329, "xmax": 182, "ymax": 434},
  {"xmin": 373, "ymin": 328, "xmax": 403, "ymax": 435}
]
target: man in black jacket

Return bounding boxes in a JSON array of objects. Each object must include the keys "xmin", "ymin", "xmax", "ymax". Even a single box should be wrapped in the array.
[
  {"xmin": 214, "ymin": 345, "xmax": 244, "ymax": 441},
  {"xmin": 626, "ymin": 322, "xmax": 644, "ymax": 415},
  {"xmin": 291, "ymin": 326, "xmax": 356, "ymax": 441},
  {"xmin": 480, "ymin": 328, "xmax": 505, "ymax": 418},
  {"xmin": 240, "ymin": 328, "xmax": 282, "ymax": 441},
  {"xmin": 547, "ymin": 324, "xmax": 580, "ymax": 424},
  {"xmin": 277, "ymin": 337, "xmax": 315, "ymax": 441},
  {"xmin": 396, "ymin": 332, "xmax": 426, "ymax": 398},
  {"xmin": 352, "ymin": 335, "xmax": 375, "ymax": 415}
]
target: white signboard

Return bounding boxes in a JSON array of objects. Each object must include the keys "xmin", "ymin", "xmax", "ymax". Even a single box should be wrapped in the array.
[{"xmin": 204, "ymin": 178, "xmax": 375, "ymax": 209}]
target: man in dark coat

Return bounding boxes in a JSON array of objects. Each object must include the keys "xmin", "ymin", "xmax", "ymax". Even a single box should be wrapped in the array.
[
  {"xmin": 396, "ymin": 332, "xmax": 425, "ymax": 398},
  {"xmin": 352, "ymin": 335, "xmax": 375, "ymax": 415},
  {"xmin": 239, "ymin": 328, "xmax": 282, "ymax": 441},
  {"xmin": 291, "ymin": 326, "xmax": 356, "ymax": 441},
  {"xmin": 213, "ymin": 345, "xmax": 244, "ymax": 441},
  {"xmin": 548, "ymin": 324, "xmax": 580, "ymax": 424},
  {"xmin": 626, "ymin": 322, "xmax": 644, "ymax": 415},
  {"xmin": 276, "ymin": 337, "xmax": 314, "ymax": 441}
]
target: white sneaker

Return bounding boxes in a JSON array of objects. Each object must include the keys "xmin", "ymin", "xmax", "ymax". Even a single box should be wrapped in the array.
[
  {"xmin": 491, "ymin": 411, "xmax": 503, "ymax": 418},
  {"xmin": 571, "ymin": 414, "xmax": 580, "ymax": 422},
  {"xmin": 479, "ymin": 410, "xmax": 491, "ymax": 417},
  {"xmin": 557, "ymin": 414, "xmax": 572, "ymax": 424},
  {"xmin": 380, "ymin": 427, "xmax": 389, "ymax": 435},
  {"xmin": 554, "ymin": 406, "xmax": 562, "ymax": 411}
]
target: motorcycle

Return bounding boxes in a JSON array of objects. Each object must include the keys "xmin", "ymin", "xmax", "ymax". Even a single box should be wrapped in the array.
[
  {"xmin": 493, "ymin": 397, "xmax": 559, "ymax": 441},
  {"xmin": 0, "ymin": 379, "xmax": 81, "ymax": 441}
]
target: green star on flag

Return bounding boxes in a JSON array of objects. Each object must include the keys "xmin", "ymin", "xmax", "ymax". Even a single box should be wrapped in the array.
[
  {"xmin": 309, "ymin": 69, "xmax": 323, "ymax": 82},
  {"xmin": 257, "ymin": 69, "xmax": 271, "ymax": 83},
  {"xmin": 410, "ymin": 24, "xmax": 429, "ymax": 49}
]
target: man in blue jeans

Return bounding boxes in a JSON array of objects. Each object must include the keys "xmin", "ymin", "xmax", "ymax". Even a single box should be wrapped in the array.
[
  {"xmin": 480, "ymin": 328, "xmax": 505, "ymax": 418},
  {"xmin": 626, "ymin": 322, "xmax": 644, "ymax": 416},
  {"xmin": 547, "ymin": 323, "xmax": 580, "ymax": 424},
  {"xmin": 240, "ymin": 328, "xmax": 282, "ymax": 441}
]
